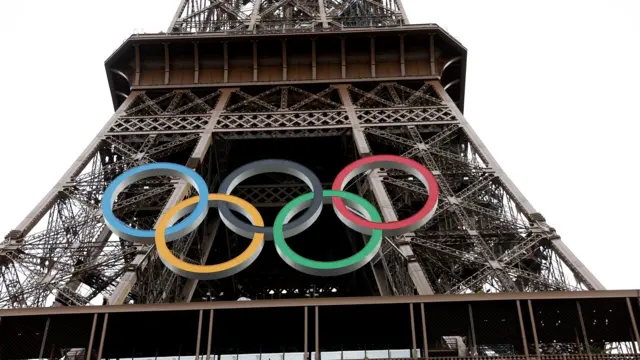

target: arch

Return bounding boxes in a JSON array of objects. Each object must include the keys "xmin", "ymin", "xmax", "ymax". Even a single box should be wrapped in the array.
[
  {"xmin": 115, "ymin": 91, "xmax": 129, "ymax": 100},
  {"xmin": 109, "ymin": 69, "xmax": 131, "ymax": 86},
  {"xmin": 441, "ymin": 56, "xmax": 462, "ymax": 76},
  {"xmin": 443, "ymin": 79, "xmax": 460, "ymax": 92}
]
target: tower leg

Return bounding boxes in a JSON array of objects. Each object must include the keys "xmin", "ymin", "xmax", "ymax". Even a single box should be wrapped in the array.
[
  {"xmin": 3, "ymin": 91, "xmax": 140, "ymax": 242},
  {"xmin": 337, "ymin": 84, "xmax": 434, "ymax": 296},
  {"xmin": 429, "ymin": 81, "xmax": 604, "ymax": 291},
  {"xmin": 108, "ymin": 90, "xmax": 236, "ymax": 305},
  {"xmin": 179, "ymin": 218, "xmax": 221, "ymax": 302},
  {"xmin": 1, "ymin": 92, "xmax": 142, "ymax": 308}
]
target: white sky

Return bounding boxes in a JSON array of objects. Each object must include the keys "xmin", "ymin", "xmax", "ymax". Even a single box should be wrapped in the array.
[{"xmin": 0, "ymin": 0, "xmax": 638, "ymax": 292}]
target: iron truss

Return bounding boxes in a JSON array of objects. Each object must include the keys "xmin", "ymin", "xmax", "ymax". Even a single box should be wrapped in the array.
[
  {"xmin": 0, "ymin": 80, "xmax": 603, "ymax": 309},
  {"xmin": 168, "ymin": 0, "xmax": 409, "ymax": 34}
]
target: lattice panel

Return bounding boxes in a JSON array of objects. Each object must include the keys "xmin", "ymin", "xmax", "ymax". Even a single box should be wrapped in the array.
[
  {"xmin": 357, "ymin": 107, "xmax": 456, "ymax": 125},
  {"xmin": 348, "ymin": 83, "xmax": 444, "ymax": 109},
  {"xmin": 234, "ymin": 184, "xmax": 331, "ymax": 206},
  {"xmin": 217, "ymin": 127, "xmax": 348, "ymax": 139},
  {"xmin": 225, "ymin": 86, "xmax": 343, "ymax": 113},
  {"xmin": 109, "ymin": 116, "xmax": 209, "ymax": 133},
  {"xmin": 125, "ymin": 91, "xmax": 220, "ymax": 117},
  {"xmin": 170, "ymin": 0, "xmax": 405, "ymax": 34},
  {"xmin": 171, "ymin": 0, "xmax": 252, "ymax": 33},
  {"xmin": 217, "ymin": 110, "xmax": 349, "ymax": 129}
]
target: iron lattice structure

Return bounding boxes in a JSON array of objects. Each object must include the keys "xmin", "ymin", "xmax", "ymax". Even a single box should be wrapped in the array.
[
  {"xmin": 0, "ymin": 0, "xmax": 604, "ymax": 312},
  {"xmin": 168, "ymin": 0, "xmax": 408, "ymax": 33}
]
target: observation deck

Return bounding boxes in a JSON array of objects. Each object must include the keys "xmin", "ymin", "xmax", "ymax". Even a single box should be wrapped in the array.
[{"xmin": 1, "ymin": 290, "xmax": 639, "ymax": 359}]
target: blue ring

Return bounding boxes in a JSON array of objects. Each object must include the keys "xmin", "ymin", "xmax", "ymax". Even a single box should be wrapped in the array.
[{"xmin": 101, "ymin": 163, "xmax": 209, "ymax": 244}]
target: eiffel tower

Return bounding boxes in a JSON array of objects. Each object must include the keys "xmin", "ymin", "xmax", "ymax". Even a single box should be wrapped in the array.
[{"xmin": 0, "ymin": 0, "xmax": 604, "ymax": 309}]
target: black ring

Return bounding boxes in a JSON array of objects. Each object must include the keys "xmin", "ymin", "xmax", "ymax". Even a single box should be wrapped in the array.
[{"xmin": 217, "ymin": 159, "xmax": 324, "ymax": 241}]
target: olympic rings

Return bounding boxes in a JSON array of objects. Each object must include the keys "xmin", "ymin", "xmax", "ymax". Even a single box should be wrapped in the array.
[
  {"xmin": 155, "ymin": 194, "xmax": 265, "ymax": 280},
  {"xmin": 332, "ymin": 155, "xmax": 439, "ymax": 236},
  {"xmin": 100, "ymin": 154, "xmax": 439, "ymax": 280},
  {"xmin": 274, "ymin": 190, "xmax": 382, "ymax": 277},
  {"xmin": 218, "ymin": 159, "xmax": 323, "ymax": 241},
  {"xmin": 102, "ymin": 163, "xmax": 209, "ymax": 244}
]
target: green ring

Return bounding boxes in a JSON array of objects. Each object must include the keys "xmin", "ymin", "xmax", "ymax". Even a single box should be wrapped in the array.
[{"xmin": 273, "ymin": 190, "xmax": 383, "ymax": 276}]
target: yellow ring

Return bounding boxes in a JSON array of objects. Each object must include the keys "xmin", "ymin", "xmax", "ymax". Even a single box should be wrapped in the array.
[{"xmin": 155, "ymin": 194, "xmax": 265, "ymax": 280}]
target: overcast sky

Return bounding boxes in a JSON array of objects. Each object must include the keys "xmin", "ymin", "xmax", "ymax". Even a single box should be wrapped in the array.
[{"xmin": 0, "ymin": 0, "xmax": 638, "ymax": 291}]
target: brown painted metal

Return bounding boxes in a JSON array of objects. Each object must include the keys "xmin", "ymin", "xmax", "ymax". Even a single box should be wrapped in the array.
[
  {"xmin": 304, "ymin": 306, "xmax": 309, "ymax": 360},
  {"xmin": 38, "ymin": 317, "xmax": 50, "ymax": 360},
  {"xmin": 420, "ymin": 303, "xmax": 428, "ymax": 360},
  {"xmin": 0, "ymin": 290, "xmax": 636, "ymax": 318},
  {"xmin": 187, "ymin": 87, "xmax": 236, "ymax": 168},
  {"xmin": 130, "ymin": 74, "xmax": 441, "ymax": 91},
  {"xmin": 96, "ymin": 313, "xmax": 108, "ymax": 360},
  {"xmin": 223, "ymin": 41, "xmax": 229, "ymax": 83},
  {"xmin": 119, "ymin": 31, "xmax": 453, "ymax": 88},
  {"xmin": 86, "ymin": 313, "xmax": 98, "ymax": 360},
  {"xmin": 206, "ymin": 309, "xmax": 214, "ymax": 360},
  {"xmin": 194, "ymin": 42, "xmax": 199, "ymax": 84},
  {"xmin": 134, "ymin": 44, "xmax": 141, "ymax": 86},
  {"xmin": 164, "ymin": 43, "xmax": 170, "ymax": 85},
  {"xmin": 253, "ymin": 41, "xmax": 258, "ymax": 82},
  {"xmin": 312, "ymin": 38, "xmax": 317, "ymax": 80},
  {"xmin": 0, "ymin": 4, "xmax": 618, "ymax": 345},
  {"xmin": 195, "ymin": 309, "xmax": 203, "ymax": 359},
  {"xmin": 282, "ymin": 39, "xmax": 288, "ymax": 81},
  {"xmin": 429, "ymin": 35, "xmax": 436, "ymax": 76},
  {"xmin": 527, "ymin": 300, "xmax": 541, "ymax": 358},
  {"xmin": 400, "ymin": 34, "xmax": 406, "ymax": 76},
  {"xmin": 370, "ymin": 37, "xmax": 376, "ymax": 78},
  {"xmin": 516, "ymin": 300, "xmax": 530, "ymax": 360},
  {"xmin": 315, "ymin": 306, "xmax": 319, "ymax": 360},
  {"xmin": 467, "ymin": 304, "xmax": 477, "ymax": 356},
  {"xmin": 340, "ymin": 37, "xmax": 346, "ymax": 79},
  {"xmin": 576, "ymin": 301, "xmax": 592, "ymax": 358},
  {"xmin": 410, "ymin": 303, "xmax": 418, "ymax": 358},
  {"xmin": 627, "ymin": 298, "xmax": 640, "ymax": 352}
]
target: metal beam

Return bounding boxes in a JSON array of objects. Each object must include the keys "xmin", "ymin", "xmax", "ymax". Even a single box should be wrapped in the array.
[
  {"xmin": 180, "ymin": 218, "xmax": 221, "ymax": 302},
  {"xmin": 336, "ymin": 84, "xmax": 434, "ymax": 296},
  {"xmin": 109, "ymin": 89, "xmax": 235, "ymax": 305},
  {"xmin": 311, "ymin": 38, "xmax": 317, "ymax": 80},
  {"xmin": 3, "ymin": 91, "xmax": 140, "ymax": 241},
  {"xmin": 400, "ymin": 34, "xmax": 406, "ymax": 76},
  {"xmin": 396, "ymin": 0, "xmax": 409, "ymax": 25},
  {"xmin": 1, "ymin": 289, "xmax": 636, "ymax": 318},
  {"xmin": 370, "ymin": 37, "xmax": 376, "ymax": 78},
  {"xmin": 341, "ymin": 38, "xmax": 346, "ymax": 79},
  {"xmin": 132, "ymin": 75, "xmax": 441, "ymax": 91},
  {"xmin": 168, "ymin": 0, "xmax": 189, "ymax": 32},
  {"xmin": 194, "ymin": 42, "xmax": 200, "ymax": 84},
  {"xmin": 108, "ymin": 180, "xmax": 192, "ymax": 305},
  {"xmin": 253, "ymin": 41, "xmax": 258, "ymax": 82},
  {"xmin": 248, "ymin": 0, "xmax": 262, "ymax": 32},
  {"xmin": 551, "ymin": 239, "xmax": 605, "ymax": 290},
  {"xmin": 223, "ymin": 42, "xmax": 229, "ymax": 83},
  {"xmin": 134, "ymin": 44, "xmax": 141, "ymax": 86},
  {"xmin": 626, "ymin": 297, "xmax": 640, "ymax": 350},
  {"xmin": 429, "ymin": 80, "xmax": 605, "ymax": 291},
  {"xmin": 317, "ymin": 0, "xmax": 329, "ymax": 28},
  {"xmin": 164, "ymin": 43, "xmax": 170, "ymax": 85},
  {"xmin": 206, "ymin": 310, "xmax": 214, "ymax": 360},
  {"xmin": 188, "ymin": 88, "xmax": 237, "ymax": 167},
  {"xmin": 282, "ymin": 39, "xmax": 288, "ymax": 81},
  {"xmin": 429, "ymin": 35, "xmax": 436, "ymax": 76}
]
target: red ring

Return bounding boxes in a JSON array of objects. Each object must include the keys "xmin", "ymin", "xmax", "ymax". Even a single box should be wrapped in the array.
[{"xmin": 331, "ymin": 155, "xmax": 439, "ymax": 231}]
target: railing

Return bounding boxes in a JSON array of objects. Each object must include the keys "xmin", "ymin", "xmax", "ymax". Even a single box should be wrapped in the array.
[
  {"xmin": 126, "ymin": 23, "xmax": 442, "ymax": 38},
  {"xmin": 0, "ymin": 291, "xmax": 638, "ymax": 360}
]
